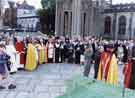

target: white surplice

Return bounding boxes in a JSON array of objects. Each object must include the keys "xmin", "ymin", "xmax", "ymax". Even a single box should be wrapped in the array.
[{"xmin": 6, "ymin": 45, "xmax": 18, "ymax": 73}]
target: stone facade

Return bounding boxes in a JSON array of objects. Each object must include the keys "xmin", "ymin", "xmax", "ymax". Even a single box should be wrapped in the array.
[
  {"xmin": 55, "ymin": 0, "xmax": 135, "ymax": 40},
  {"xmin": 17, "ymin": 1, "xmax": 39, "ymax": 32},
  {"xmin": 104, "ymin": 4, "xmax": 135, "ymax": 40},
  {"xmin": 55, "ymin": 0, "xmax": 111, "ymax": 38}
]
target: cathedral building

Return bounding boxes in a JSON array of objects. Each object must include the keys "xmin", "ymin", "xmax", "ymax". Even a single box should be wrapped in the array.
[
  {"xmin": 104, "ymin": 4, "xmax": 135, "ymax": 40},
  {"xmin": 55, "ymin": 0, "xmax": 135, "ymax": 40},
  {"xmin": 55, "ymin": 0, "xmax": 111, "ymax": 38}
]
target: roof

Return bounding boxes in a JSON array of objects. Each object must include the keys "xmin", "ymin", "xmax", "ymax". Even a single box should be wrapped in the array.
[
  {"xmin": 104, "ymin": 3, "xmax": 135, "ymax": 13},
  {"xmin": 17, "ymin": 0, "xmax": 35, "ymax": 10},
  {"xmin": 17, "ymin": 16, "xmax": 39, "ymax": 19}
]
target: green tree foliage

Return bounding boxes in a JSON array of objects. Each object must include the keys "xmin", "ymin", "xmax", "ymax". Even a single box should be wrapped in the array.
[
  {"xmin": 37, "ymin": 0, "xmax": 56, "ymax": 35},
  {"xmin": 41, "ymin": 0, "xmax": 56, "ymax": 10}
]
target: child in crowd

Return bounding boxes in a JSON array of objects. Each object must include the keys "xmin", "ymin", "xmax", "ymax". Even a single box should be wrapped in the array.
[{"xmin": 0, "ymin": 43, "xmax": 16, "ymax": 90}]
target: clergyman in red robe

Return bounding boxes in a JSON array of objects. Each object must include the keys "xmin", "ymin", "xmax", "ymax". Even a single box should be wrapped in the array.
[
  {"xmin": 97, "ymin": 51, "xmax": 112, "ymax": 80},
  {"xmin": 123, "ymin": 59, "xmax": 132, "ymax": 88},
  {"xmin": 15, "ymin": 38, "xmax": 25, "ymax": 69}
]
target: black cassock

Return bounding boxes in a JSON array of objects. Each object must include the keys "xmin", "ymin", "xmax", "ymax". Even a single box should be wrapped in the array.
[
  {"xmin": 91, "ymin": 42, "xmax": 96, "ymax": 60},
  {"xmin": 55, "ymin": 43, "xmax": 60, "ymax": 63},
  {"xmin": 68, "ymin": 43, "xmax": 74, "ymax": 63},
  {"xmin": 80, "ymin": 44, "xmax": 85, "ymax": 54},
  {"xmin": 75, "ymin": 43, "xmax": 81, "ymax": 64},
  {"xmin": 80, "ymin": 43, "xmax": 85, "ymax": 53},
  {"xmin": 123, "ymin": 45, "xmax": 128, "ymax": 63},
  {"xmin": 132, "ymin": 46, "xmax": 135, "ymax": 58},
  {"xmin": 64, "ymin": 42, "xmax": 74, "ymax": 63},
  {"xmin": 113, "ymin": 42, "xmax": 119, "ymax": 57},
  {"xmin": 60, "ymin": 42, "xmax": 65, "ymax": 63},
  {"xmin": 64, "ymin": 42, "xmax": 70, "ymax": 62},
  {"xmin": 93, "ymin": 50, "xmax": 101, "ymax": 79}
]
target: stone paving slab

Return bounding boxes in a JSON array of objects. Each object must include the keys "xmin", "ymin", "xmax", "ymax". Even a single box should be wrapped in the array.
[
  {"xmin": 0, "ymin": 64, "xmax": 82, "ymax": 98},
  {"xmin": 0, "ymin": 64, "xmax": 124, "ymax": 98},
  {"xmin": 36, "ymin": 93, "xmax": 50, "ymax": 98},
  {"xmin": 5, "ymin": 91, "xmax": 17, "ymax": 98},
  {"xmin": 0, "ymin": 91, "xmax": 8, "ymax": 98}
]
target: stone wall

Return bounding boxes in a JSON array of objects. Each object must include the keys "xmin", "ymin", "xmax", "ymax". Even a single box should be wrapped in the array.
[
  {"xmin": 55, "ymin": 0, "xmax": 109, "ymax": 38},
  {"xmin": 104, "ymin": 12, "xmax": 135, "ymax": 40}
]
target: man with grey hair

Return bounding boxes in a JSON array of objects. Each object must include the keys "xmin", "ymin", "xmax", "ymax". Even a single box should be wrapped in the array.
[{"xmin": 83, "ymin": 42, "xmax": 93, "ymax": 77}]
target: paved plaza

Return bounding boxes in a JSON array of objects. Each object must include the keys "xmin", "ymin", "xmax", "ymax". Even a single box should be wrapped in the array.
[
  {"xmin": 0, "ymin": 64, "xmax": 124, "ymax": 98},
  {"xmin": 0, "ymin": 64, "xmax": 83, "ymax": 98}
]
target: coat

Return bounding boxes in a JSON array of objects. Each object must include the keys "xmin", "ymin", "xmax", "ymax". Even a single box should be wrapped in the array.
[
  {"xmin": 0, "ymin": 52, "xmax": 10, "ymax": 75},
  {"xmin": 84, "ymin": 44, "xmax": 93, "ymax": 66}
]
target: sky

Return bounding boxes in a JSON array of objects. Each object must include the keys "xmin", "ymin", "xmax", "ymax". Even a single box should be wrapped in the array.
[
  {"xmin": 113, "ymin": 0, "xmax": 135, "ymax": 4},
  {"xmin": 13, "ymin": 0, "xmax": 135, "ymax": 9}
]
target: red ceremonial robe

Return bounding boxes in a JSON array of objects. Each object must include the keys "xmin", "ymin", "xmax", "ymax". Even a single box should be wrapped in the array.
[
  {"xmin": 123, "ymin": 59, "xmax": 132, "ymax": 88},
  {"xmin": 104, "ymin": 53, "xmax": 112, "ymax": 80},
  {"xmin": 98, "ymin": 51, "xmax": 112, "ymax": 80},
  {"xmin": 15, "ymin": 41, "xmax": 25, "ymax": 65}
]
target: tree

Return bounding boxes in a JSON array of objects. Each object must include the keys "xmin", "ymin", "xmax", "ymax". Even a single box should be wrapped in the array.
[
  {"xmin": 37, "ymin": 9, "xmax": 48, "ymax": 33},
  {"xmin": 41, "ymin": 0, "xmax": 56, "ymax": 10},
  {"xmin": 37, "ymin": 0, "xmax": 56, "ymax": 35}
]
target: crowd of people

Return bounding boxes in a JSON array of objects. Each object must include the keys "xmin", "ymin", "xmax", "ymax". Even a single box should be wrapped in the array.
[{"xmin": 0, "ymin": 32, "xmax": 135, "ymax": 90}]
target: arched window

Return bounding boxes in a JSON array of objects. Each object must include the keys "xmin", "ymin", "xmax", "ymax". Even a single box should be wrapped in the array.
[
  {"xmin": 104, "ymin": 16, "xmax": 111, "ymax": 34},
  {"xmin": 118, "ymin": 16, "xmax": 126, "ymax": 34}
]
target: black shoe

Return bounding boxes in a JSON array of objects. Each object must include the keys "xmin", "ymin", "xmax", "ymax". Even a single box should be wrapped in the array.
[
  {"xmin": 0, "ymin": 85, "xmax": 6, "ymax": 90},
  {"xmin": 10, "ymin": 72, "xmax": 16, "ymax": 75},
  {"xmin": 8, "ymin": 84, "xmax": 16, "ymax": 90},
  {"xmin": 18, "ymin": 68, "xmax": 24, "ymax": 71}
]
